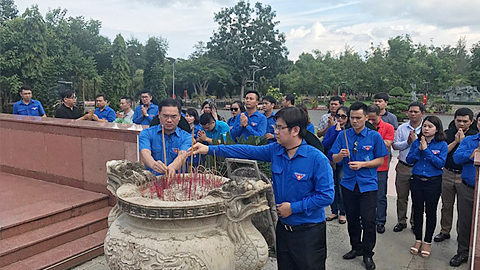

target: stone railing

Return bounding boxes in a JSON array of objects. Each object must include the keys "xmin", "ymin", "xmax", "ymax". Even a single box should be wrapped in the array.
[{"xmin": 0, "ymin": 113, "xmax": 144, "ymax": 205}]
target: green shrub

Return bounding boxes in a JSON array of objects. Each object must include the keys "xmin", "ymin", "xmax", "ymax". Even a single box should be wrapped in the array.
[{"xmin": 389, "ymin": 87, "xmax": 405, "ymax": 97}]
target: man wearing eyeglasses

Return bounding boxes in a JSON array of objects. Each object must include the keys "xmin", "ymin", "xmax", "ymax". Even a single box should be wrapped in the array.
[
  {"xmin": 231, "ymin": 90, "xmax": 267, "ymax": 141},
  {"xmin": 190, "ymin": 107, "xmax": 334, "ymax": 270},
  {"xmin": 133, "ymin": 90, "xmax": 159, "ymax": 125},
  {"xmin": 139, "ymin": 98, "xmax": 191, "ymax": 176},
  {"xmin": 330, "ymin": 102, "xmax": 388, "ymax": 270},
  {"xmin": 55, "ymin": 90, "xmax": 92, "ymax": 120},
  {"xmin": 262, "ymin": 95, "xmax": 277, "ymax": 144}
]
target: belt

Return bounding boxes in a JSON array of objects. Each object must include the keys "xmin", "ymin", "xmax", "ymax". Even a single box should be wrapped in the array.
[
  {"xmin": 399, "ymin": 160, "xmax": 413, "ymax": 167},
  {"xmin": 445, "ymin": 167, "xmax": 462, "ymax": 174},
  {"xmin": 462, "ymin": 180, "xmax": 475, "ymax": 189},
  {"xmin": 281, "ymin": 221, "xmax": 324, "ymax": 232}
]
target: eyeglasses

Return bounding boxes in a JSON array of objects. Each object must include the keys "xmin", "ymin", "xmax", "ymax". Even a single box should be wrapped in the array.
[
  {"xmin": 335, "ymin": 114, "xmax": 348, "ymax": 119},
  {"xmin": 273, "ymin": 125, "xmax": 289, "ymax": 132},
  {"xmin": 160, "ymin": 114, "xmax": 179, "ymax": 120},
  {"xmin": 230, "ymin": 108, "xmax": 239, "ymax": 112}
]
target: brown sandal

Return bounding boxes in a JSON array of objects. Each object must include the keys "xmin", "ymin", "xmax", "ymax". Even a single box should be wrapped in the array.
[
  {"xmin": 421, "ymin": 242, "xmax": 431, "ymax": 258},
  {"xmin": 339, "ymin": 215, "xmax": 347, "ymax": 224},
  {"xmin": 410, "ymin": 240, "xmax": 422, "ymax": 255}
]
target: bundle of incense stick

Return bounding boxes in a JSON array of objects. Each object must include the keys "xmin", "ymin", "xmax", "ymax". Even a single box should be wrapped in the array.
[
  {"xmin": 190, "ymin": 128, "xmax": 194, "ymax": 176},
  {"xmin": 342, "ymin": 127, "xmax": 351, "ymax": 162},
  {"xmin": 162, "ymin": 125, "xmax": 168, "ymax": 177}
]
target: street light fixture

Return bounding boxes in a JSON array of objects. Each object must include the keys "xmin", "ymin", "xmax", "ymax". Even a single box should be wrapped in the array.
[
  {"xmin": 249, "ymin": 65, "xmax": 267, "ymax": 91},
  {"xmin": 166, "ymin": 57, "xmax": 179, "ymax": 98}
]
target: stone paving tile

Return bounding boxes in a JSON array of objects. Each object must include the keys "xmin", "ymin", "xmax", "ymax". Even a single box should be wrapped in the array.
[{"xmin": 72, "ymin": 196, "xmax": 468, "ymax": 270}]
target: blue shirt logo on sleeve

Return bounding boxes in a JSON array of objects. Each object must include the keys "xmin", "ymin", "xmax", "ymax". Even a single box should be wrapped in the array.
[{"xmin": 432, "ymin": 150, "xmax": 440, "ymax": 155}]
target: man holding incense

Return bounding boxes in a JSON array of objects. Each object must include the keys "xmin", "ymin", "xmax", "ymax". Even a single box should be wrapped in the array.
[
  {"xmin": 139, "ymin": 98, "xmax": 192, "ymax": 176},
  {"xmin": 190, "ymin": 107, "xmax": 334, "ymax": 270},
  {"xmin": 330, "ymin": 102, "xmax": 388, "ymax": 270}
]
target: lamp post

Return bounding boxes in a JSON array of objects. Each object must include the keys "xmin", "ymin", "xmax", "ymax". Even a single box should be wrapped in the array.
[
  {"xmin": 250, "ymin": 65, "xmax": 267, "ymax": 91},
  {"xmin": 166, "ymin": 57, "xmax": 177, "ymax": 98}
]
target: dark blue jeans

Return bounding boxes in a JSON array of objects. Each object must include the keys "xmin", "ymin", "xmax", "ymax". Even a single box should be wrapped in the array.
[
  {"xmin": 375, "ymin": 171, "xmax": 388, "ymax": 225},
  {"xmin": 330, "ymin": 165, "xmax": 346, "ymax": 216}
]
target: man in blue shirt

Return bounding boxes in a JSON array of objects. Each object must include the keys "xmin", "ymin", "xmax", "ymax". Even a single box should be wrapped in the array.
[
  {"xmin": 231, "ymin": 90, "xmax": 267, "ymax": 141},
  {"xmin": 197, "ymin": 113, "xmax": 230, "ymax": 144},
  {"xmin": 330, "ymin": 102, "xmax": 388, "ymax": 270},
  {"xmin": 139, "ymin": 98, "xmax": 192, "ymax": 176},
  {"xmin": 450, "ymin": 114, "xmax": 480, "ymax": 267},
  {"xmin": 191, "ymin": 107, "xmax": 334, "ymax": 270},
  {"xmin": 262, "ymin": 95, "xmax": 277, "ymax": 144},
  {"xmin": 133, "ymin": 90, "xmax": 159, "ymax": 125},
  {"xmin": 92, "ymin": 94, "xmax": 116, "ymax": 122},
  {"xmin": 13, "ymin": 85, "xmax": 46, "ymax": 117}
]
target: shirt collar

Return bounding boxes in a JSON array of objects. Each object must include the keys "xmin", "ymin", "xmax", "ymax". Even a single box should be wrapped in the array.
[
  {"xmin": 350, "ymin": 126, "xmax": 368, "ymax": 137},
  {"xmin": 407, "ymin": 120, "xmax": 422, "ymax": 131},
  {"xmin": 264, "ymin": 111, "xmax": 275, "ymax": 118},
  {"xmin": 156, "ymin": 125, "xmax": 181, "ymax": 137},
  {"xmin": 275, "ymin": 139, "xmax": 308, "ymax": 158}
]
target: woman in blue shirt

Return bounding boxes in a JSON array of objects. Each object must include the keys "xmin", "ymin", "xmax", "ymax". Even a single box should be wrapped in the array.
[
  {"xmin": 227, "ymin": 100, "xmax": 245, "ymax": 128},
  {"xmin": 406, "ymin": 115, "xmax": 447, "ymax": 258},
  {"xmin": 323, "ymin": 106, "xmax": 349, "ymax": 224},
  {"xmin": 185, "ymin": 108, "xmax": 202, "ymax": 166}
]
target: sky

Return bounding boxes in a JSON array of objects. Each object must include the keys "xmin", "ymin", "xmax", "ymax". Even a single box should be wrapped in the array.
[{"xmin": 14, "ymin": 0, "xmax": 480, "ymax": 61}]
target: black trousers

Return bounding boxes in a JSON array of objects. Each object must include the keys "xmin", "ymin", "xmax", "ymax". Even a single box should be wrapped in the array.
[
  {"xmin": 342, "ymin": 184, "xmax": 377, "ymax": 257},
  {"xmin": 410, "ymin": 175, "xmax": 442, "ymax": 243},
  {"xmin": 276, "ymin": 221, "xmax": 326, "ymax": 270}
]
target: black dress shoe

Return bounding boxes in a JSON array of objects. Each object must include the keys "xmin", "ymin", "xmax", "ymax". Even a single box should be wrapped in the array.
[
  {"xmin": 450, "ymin": 254, "xmax": 468, "ymax": 267},
  {"xmin": 343, "ymin": 249, "xmax": 363, "ymax": 260},
  {"xmin": 363, "ymin": 257, "xmax": 376, "ymax": 270},
  {"xmin": 393, "ymin": 223, "xmax": 407, "ymax": 232},
  {"xmin": 434, "ymin": 232, "xmax": 451, "ymax": 242},
  {"xmin": 376, "ymin": 224, "xmax": 385, "ymax": 234}
]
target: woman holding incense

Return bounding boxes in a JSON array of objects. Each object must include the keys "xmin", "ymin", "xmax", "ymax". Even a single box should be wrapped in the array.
[
  {"xmin": 406, "ymin": 115, "xmax": 447, "ymax": 258},
  {"xmin": 322, "ymin": 106, "xmax": 349, "ymax": 224}
]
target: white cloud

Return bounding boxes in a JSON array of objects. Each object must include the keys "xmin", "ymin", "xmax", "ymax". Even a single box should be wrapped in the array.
[{"xmin": 13, "ymin": 0, "xmax": 480, "ymax": 61}]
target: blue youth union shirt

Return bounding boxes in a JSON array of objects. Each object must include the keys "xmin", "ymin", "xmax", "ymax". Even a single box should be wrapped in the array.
[
  {"xmin": 406, "ymin": 138, "xmax": 447, "ymax": 177},
  {"xmin": 208, "ymin": 141, "xmax": 334, "ymax": 226},
  {"xmin": 329, "ymin": 127, "xmax": 388, "ymax": 193},
  {"xmin": 94, "ymin": 106, "xmax": 116, "ymax": 122},
  {"xmin": 133, "ymin": 104, "xmax": 159, "ymax": 125},
  {"xmin": 453, "ymin": 133, "xmax": 480, "ymax": 186},
  {"xmin": 230, "ymin": 111, "xmax": 267, "ymax": 140},
  {"xmin": 139, "ymin": 126, "xmax": 192, "ymax": 175},
  {"xmin": 13, "ymin": 99, "xmax": 45, "ymax": 116}
]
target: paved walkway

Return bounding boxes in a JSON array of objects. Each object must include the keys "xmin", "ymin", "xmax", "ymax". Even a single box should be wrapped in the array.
[{"xmin": 72, "ymin": 156, "xmax": 468, "ymax": 270}]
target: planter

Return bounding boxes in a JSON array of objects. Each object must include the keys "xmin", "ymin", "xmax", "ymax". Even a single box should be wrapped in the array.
[{"xmin": 104, "ymin": 160, "xmax": 270, "ymax": 270}]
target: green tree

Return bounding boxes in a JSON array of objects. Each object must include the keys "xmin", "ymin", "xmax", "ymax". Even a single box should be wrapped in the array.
[
  {"xmin": 110, "ymin": 34, "xmax": 132, "ymax": 100},
  {"xmin": 131, "ymin": 69, "xmax": 144, "ymax": 97},
  {"xmin": 470, "ymin": 41, "xmax": 480, "ymax": 87},
  {"xmin": 173, "ymin": 56, "xmax": 231, "ymax": 97},
  {"xmin": 0, "ymin": 0, "xmax": 18, "ymax": 24},
  {"xmin": 144, "ymin": 36, "xmax": 168, "ymax": 101},
  {"xmin": 207, "ymin": 1, "xmax": 288, "ymax": 98},
  {"xmin": 127, "ymin": 37, "xmax": 146, "ymax": 76}
]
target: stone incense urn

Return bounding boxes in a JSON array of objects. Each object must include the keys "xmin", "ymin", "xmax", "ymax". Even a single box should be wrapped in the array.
[{"xmin": 104, "ymin": 160, "xmax": 271, "ymax": 270}]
